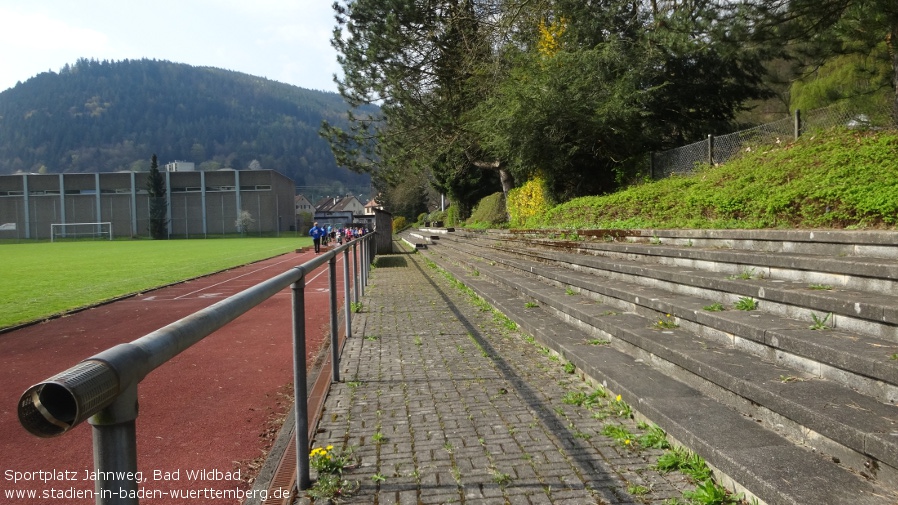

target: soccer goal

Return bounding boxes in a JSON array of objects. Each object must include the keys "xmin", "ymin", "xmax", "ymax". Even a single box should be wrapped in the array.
[{"xmin": 50, "ymin": 222, "xmax": 113, "ymax": 242}]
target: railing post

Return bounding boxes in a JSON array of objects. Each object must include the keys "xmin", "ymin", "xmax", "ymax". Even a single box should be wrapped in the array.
[
  {"xmin": 291, "ymin": 273, "xmax": 311, "ymax": 491},
  {"xmin": 794, "ymin": 109, "xmax": 802, "ymax": 140},
  {"xmin": 363, "ymin": 236, "xmax": 370, "ymax": 287},
  {"xmin": 328, "ymin": 254, "xmax": 340, "ymax": 383},
  {"xmin": 352, "ymin": 242, "xmax": 360, "ymax": 305},
  {"xmin": 343, "ymin": 248, "xmax": 352, "ymax": 341},
  {"xmin": 707, "ymin": 134, "xmax": 714, "ymax": 166},
  {"xmin": 89, "ymin": 384, "xmax": 139, "ymax": 505},
  {"xmin": 359, "ymin": 238, "xmax": 367, "ymax": 297}
]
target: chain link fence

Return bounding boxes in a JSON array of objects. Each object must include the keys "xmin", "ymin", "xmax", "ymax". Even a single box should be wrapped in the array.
[{"xmin": 650, "ymin": 102, "xmax": 898, "ymax": 179}]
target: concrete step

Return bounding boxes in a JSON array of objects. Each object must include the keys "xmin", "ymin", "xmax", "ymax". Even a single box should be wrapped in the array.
[
  {"xmin": 491, "ymin": 228, "xmax": 898, "ymax": 260},
  {"xmin": 454, "ymin": 231, "xmax": 898, "ymax": 341},
  {"xmin": 420, "ymin": 242, "xmax": 897, "ymax": 505},
  {"xmin": 439, "ymin": 236, "xmax": 898, "ymax": 402}
]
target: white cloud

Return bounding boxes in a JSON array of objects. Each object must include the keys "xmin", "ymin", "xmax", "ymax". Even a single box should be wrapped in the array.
[
  {"xmin": 0, "ymin": 1, "xmax": 342, "ymax": 93},
  {"xmin": 0, "ymin": 8, "xmax": 107, "ymax": 51}
]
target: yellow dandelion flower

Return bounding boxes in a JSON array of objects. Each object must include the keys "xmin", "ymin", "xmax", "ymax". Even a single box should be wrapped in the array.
[
  {"xmin": 625, "ymin": 439, "xmax": 631, "ymax": 445},
  {"xmin": 327, "ymin": 445, "xmax": 334, "ymax": 450},
  {"xmin": 666, "ymin": 314, "xmax": 671, "ymax": 318},
  {"xmin": 616, "ymin": 394, "xmax": 622, "ymax": 402}
]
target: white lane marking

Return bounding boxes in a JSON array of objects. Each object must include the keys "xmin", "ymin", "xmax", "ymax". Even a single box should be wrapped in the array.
[{"xmin": 173, "ymin": 254, "xmax": 342, "ymax": 300}]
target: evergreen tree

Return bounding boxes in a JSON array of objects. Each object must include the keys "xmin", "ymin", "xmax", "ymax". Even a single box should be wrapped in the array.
[
  {"xmin": 147, "ymin": 154, "xmax": 168, "ymax": 239},
  {"xmin": 745, "ymin": 0, "xmax": 898, "ymax": 117}
]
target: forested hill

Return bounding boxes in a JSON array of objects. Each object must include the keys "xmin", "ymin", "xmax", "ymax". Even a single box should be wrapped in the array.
[{"xmin": 0, "ymin": 58, "xmax": 371, "ymax": 190}]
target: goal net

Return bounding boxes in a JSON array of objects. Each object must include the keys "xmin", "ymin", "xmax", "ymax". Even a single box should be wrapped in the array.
[{"xmin": 50, "ymin": 222, "xmax": 113, "ymax": 242}]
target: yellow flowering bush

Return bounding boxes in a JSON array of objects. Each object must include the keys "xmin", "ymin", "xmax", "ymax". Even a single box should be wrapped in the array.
[
  {"xmin": 537, "ymin": 17, "xmax": 567, "ymax": 58},
  {"xmin": 392, "ymin": 216, "xmax": 408, "ymax": 233},
  {"xmin": 507, "ymin": 175, "xmax": 553, "ymax": 228}
]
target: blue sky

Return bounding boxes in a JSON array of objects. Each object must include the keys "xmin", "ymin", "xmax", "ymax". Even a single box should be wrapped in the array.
[{"xmin": 0, "ymin": 0, "xmax": 342, "ymax": 93}]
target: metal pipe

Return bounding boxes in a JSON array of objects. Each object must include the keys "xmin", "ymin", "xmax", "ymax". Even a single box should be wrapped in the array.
[
  {"xmin": 18, "ymin": 238, "xmax": 365, "ymax": 499},
  {"xmin": 328, "ymin": 255, "xmax": 340, "ymax": 383},
  {"xmin": 90, "ymin": 384, "xmax": 139, "ymax": 505},
  {"xmin": 360, "ymin": 237, "xmax": 367, "ymax": 295},
  {"xmin": 351, "ymin": 242, "xmax": 359, "ymax": 306},
  {"xmin": 291, "ymin": 269, "xmax": 311, "ymax": 491},
  {"xmin": 343, "ymin": 248, "xmax": 352, "ymax": 342}
]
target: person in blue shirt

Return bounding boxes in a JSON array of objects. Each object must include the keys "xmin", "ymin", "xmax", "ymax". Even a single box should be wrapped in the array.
[{"xmin": 309, "ymin": 222, "xmax": 323, "ymax": 253}]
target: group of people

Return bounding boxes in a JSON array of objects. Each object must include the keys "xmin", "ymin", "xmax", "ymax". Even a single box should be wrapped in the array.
[{"xmin": 308, "ymin": 222, "xmax": 369, "ymax": 254}]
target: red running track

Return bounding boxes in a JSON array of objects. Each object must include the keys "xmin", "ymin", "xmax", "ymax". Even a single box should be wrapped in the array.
[{"xmin": 0, "ymin": 250, "xmax": 348, "ymax": 504}]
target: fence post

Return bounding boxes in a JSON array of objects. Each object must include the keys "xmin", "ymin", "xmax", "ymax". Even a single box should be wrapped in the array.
[
  {"xmin": 89, "ymin": 384, "xmax": 140, "ymax": 505},
  {"xmin": 291, "ymin": 273, "xmax": 311, "ymax": 491},
  {"xmin": 360, "ymin": 238, "xmax": 368, "ymax": 294},
  {"xmin": 328, "ymin": 254, "xmax": 340, "ymax": 383},
  {"xmin": 707, "ymin": 134, "xmax": 714, "ymax": 166},
  {"xmin": 343, "ymin": 248, "xmax": 352, "ymax": 341},
  {"xmin": 352, "ymin": 242, "xmax": 360, "ymax": 305},
  {"xmin": 794, "ymin": 109, "xmax": 802, "ymax": 140}
]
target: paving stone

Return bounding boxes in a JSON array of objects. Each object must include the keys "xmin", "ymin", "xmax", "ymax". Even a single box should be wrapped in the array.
[{"xmin": 295, "ymin": 247, "xmax": 723, "ymax": 504}]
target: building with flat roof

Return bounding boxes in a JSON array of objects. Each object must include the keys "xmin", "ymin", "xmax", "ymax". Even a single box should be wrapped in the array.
[{"xmin": 0, "ymin": 169, "xmax": 295, "ymax": 239}]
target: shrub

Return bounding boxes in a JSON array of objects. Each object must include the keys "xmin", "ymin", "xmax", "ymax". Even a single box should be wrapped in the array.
[
  {"xmin": 392, "ymin": 216, "xmax": 407, "ymax": 233},
  {"xmin": 416, "ymin": 212, "xmax": 428, "ymax": 225},
  {"xmin": 467, "ymin": 192, "xmax": 507, "ymax": 227},
  {"xmin": 446, "ymin": 205, "xmax": 460, "ymax": 227},
  {"xmin": 427, "ymin": 210, "xmax": 447, "ymax": 225},
  {"xmin": 507, "ymin": 175, "xmax": 552, "ymax": 228}
]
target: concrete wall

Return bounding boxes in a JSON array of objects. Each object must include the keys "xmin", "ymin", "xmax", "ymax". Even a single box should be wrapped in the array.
[{"xmin": 0, "ymin": 170, "xmax": 294, "ymax": 239}]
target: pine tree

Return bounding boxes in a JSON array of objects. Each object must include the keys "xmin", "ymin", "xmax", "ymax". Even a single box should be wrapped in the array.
[{"xmin": 147, "ymin": 154, "xmax": 168, "ymax": 239}]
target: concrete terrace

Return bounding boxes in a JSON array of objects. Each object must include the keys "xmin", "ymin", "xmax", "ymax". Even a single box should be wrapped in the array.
[
  {"xmin": 298, "ymin": 244, "xmax": 692, "ymax": 504},
  {"xmin": 289, "ymin": 228, "xmax": 898, "ymax": 505}
]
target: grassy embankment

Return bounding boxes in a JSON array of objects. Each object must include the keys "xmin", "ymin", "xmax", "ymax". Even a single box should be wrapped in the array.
[
  {"xmin": 540, "ymin": 128, "xmax": 898, "ymax": 230},
  {"xmin": 0, "ymin": 237, "xmax": 310, "ymax": 330}
]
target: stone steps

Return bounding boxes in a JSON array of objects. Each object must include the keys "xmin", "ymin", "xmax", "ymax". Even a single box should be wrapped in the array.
[{"xmin": 418, "ymin": 228, "xmax": 898, "ymax": 505}]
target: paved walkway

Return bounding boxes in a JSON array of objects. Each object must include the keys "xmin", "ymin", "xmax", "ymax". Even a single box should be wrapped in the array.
[{"xmin": 298, "ymin": 248, "xmax": 693, "ymax": 504}]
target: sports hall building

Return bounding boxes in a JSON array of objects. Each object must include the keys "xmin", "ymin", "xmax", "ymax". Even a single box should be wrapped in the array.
[{"xmin": 0, "ymin": 169, "xmax": 295, "ymax": 240}]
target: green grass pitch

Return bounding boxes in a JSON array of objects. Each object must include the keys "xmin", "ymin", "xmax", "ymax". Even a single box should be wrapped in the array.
[{"xmin": 0, "ymin": 237, "xmax": 311, "ymax": 330}]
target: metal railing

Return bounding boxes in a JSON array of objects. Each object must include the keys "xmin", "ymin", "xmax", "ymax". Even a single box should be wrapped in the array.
[{"xmin": 17, "ymin": 233, "xmax": 375, "ymax": 505}]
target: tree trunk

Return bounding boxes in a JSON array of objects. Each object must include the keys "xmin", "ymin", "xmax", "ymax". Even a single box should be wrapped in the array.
[
  {"xmin": 472, "ymin": 159, "xmax": 514, "ymax": 196},
  {"xmin": 498, "ymin": 168, "xmax": 514, "ymax": 198},
  {"xmin": 891, "ymin": 19, "xmax": 898, "ymax": 124}
]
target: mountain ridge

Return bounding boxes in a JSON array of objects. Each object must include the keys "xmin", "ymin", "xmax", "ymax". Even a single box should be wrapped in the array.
[{"xmin": 0, "ymin": 58, "xmax": 370, "ymax": 194}]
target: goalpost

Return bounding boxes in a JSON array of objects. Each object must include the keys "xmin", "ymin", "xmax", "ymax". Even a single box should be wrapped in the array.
[{"xmin": 50, "ymin": 222, "xmax": 113, "ymax": 242}]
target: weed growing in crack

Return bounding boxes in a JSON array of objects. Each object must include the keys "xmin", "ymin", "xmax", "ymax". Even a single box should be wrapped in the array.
[
  {"xmin": 655, "ymin": 446, "xmax": 711, "ymax": 482},
  {"xmin": 734, "ymin": 297, "xmax": 758, "ymax": 311},
  {"xmin": 683, "ymin": 479, "xmax": 742, "ymax": 504},
  {"xmin": 703, "ymin": 302, "xmax": 725, "ymax": 312},
  {"xmin": 601, "ymin": 424, "xmax": 635, "ymax": 448},
  {"xmin": 809, "ymin": 312, "xmax": 832, "ymax": 330},
  {"xmin": 728, "ymin": 268, "xmax": 756, "ymax": 280},
  {"xmin": 610, "ymin": 394, "xmax": 633, "ymax": 418},
  {"xmin": 490, "ymin": 468, "xmax": 513, "ymax": 487},
  {"xmin": 306, "ymin": 446, "xmax": 359, "ymax": 502},
  {"xmin": 627, "ymin": 484, "xmax": 650, "ymax": 495},
  {"xmin": 654, "ymin": 313, "xmax": 679, "ymax": 329},
  {"xmin": 637, "ymin": 425, "xmax": 671, "ymax": 450}
]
